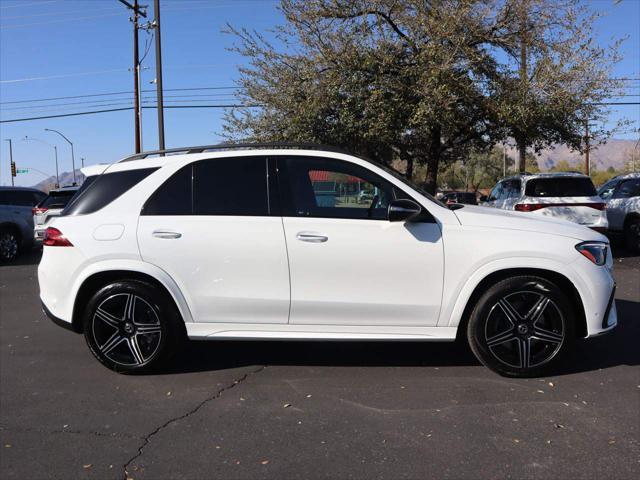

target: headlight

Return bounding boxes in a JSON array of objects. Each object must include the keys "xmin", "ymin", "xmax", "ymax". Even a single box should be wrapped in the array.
[{"xmin": 575, "ymin": 241, "xmax": 608, "ymax": 266}]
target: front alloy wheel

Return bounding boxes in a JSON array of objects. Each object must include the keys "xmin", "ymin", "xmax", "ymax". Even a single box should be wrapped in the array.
[
  {"xmin": 467, "ymin": 276, "xmax": 575, "ymax": 377},
  {"xmin": 83, "ymin": 280, "xmax": 183, "ymax": 373}
]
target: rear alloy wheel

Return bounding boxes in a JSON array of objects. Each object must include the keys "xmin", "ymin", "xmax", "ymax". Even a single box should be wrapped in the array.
[
  {"xmin": 467, "ymin": 276, "xmax": 575, "ymax": 377},
  {"xmin": 624, "ymin": 218, "xmax": 640, "ymax": 253},
  {"xmin": 83, "ymin": 280, "xmax": 183, "ymax": 373},
  {"xmin": 0, "ymin": 229, "xmax": 19, "ymax": 261}
]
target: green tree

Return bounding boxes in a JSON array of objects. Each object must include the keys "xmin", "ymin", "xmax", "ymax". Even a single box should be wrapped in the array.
[{"xmin": 224, "ymin": 0, "xmax": 624, "ymax": 192}]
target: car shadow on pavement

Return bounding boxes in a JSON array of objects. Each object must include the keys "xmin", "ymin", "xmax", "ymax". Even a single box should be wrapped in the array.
[{"xmin": 162, "ymin": 299, "xmax": 640, "ymax": 376}]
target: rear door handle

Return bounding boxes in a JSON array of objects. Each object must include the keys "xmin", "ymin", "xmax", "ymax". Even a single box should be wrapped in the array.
[
  {"xmin": 152, "ymin": 230, "xmax": 182, "ymax": 239},
  {"xmin": 296, "ymin": 232, "xmax": 328, "ymax": 243}
]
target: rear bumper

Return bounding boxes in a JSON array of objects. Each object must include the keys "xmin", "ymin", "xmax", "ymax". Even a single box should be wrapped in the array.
[{"xmin": 41, "ymin": 300, "xmax": 80, "ymax": 333}]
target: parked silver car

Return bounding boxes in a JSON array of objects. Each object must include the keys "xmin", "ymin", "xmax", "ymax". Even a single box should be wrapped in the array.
[
  {"xmin": 597, "ymin": 173, "xmax": 640, "ymax": 252},
  {"xmin": 33, "ymin": 186, "xmax": 80, "ymax": 244},
  {"xmin": 0, "ymin": 186, "xmax": 46, "ymax": 261}
]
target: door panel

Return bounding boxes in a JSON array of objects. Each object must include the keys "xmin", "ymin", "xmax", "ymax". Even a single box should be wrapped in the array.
[
  {"xmin": 276, "ymin": 155, "xmax": 444, "ymax": 326},
  {"xmin": 137, "ymin": 156, "xmax": 290, "ymax": 324},
  {"xmin": 138, "ymin": 216, "xmax": 290, "ymax": 323},
  {"xmin": 283, "ymin": 217, "xmax": 443, "ymax": 325}
]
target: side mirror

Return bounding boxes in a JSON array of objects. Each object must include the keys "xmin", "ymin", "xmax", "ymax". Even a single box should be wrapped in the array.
[
  {"xmin": 388, "ymin": 199, "xmax": 422, "ymax": 222},
  {"xmin": 479, "ymin": 195, "xmax": 488, "ymax": 202}
]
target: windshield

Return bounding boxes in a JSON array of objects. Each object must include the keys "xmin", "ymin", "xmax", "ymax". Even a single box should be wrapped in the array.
[
  {"xmin": 38, "ymin": 190, "xmax": 77, "ymax": 210},
  {"xmin": 525, "ymin": 177, "xmax": 597, "ymax": 197}
]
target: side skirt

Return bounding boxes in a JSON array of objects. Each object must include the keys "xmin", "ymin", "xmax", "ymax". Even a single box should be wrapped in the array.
[{"xmin": 186, "ymin": 323, "xmax": 458, "ymax": 341}]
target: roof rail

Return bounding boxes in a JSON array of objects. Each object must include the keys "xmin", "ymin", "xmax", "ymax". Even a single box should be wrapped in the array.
[{"xmin": 120, "ymin": 142, "xmax": 349, "ymax": 162}]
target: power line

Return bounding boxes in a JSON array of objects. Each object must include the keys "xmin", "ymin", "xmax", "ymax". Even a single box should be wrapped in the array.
[
  {"xmin": 0, "ymin": 104, "xmax": 258, "ymax": 124},
  {"xmin": 0, "ymin": 87, "xmax": 240, "ymax": 104},
  {"xmin": 0, "ymin": 1, "xmax": 57, "ymax": 9}
]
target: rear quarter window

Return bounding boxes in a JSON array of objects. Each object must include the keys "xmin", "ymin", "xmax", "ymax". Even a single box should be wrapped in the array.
[
  {"xmin": 63, "ymin": 168, "xmax": 157, "ymax": 216},
  {"xmin": 525, "ymin": 177, "xmax": 597, "ymax": 197}
]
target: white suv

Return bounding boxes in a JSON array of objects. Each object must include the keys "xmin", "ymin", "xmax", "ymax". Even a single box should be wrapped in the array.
[
  {"xmin": 482, "ymin": 172, "xmax": 608, "ymax": 232},
  {"xmin": 597, "ymin": 173, "xmax": 640, "ymax": 252},
  {"xmin": 38, "ymin": 145, "xmax": 617, "ymax": 377}
]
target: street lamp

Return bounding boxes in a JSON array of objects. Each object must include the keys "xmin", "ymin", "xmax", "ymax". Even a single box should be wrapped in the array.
[
  {"xmin": 23, "ymin": 136, "xmax": 59, "ymax": 187},
  {"xmin": 44, "ymin": 128, "xmax": 76, "ymax": 184}
]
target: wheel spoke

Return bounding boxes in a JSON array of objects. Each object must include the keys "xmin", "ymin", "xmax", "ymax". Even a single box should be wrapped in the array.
[
  {"xmin": 95, "ymin": 308, "xmax": 121, "ymax": 329},
  {"xmin": 498, "ymin": 298, "xmax": 522, "ymax": 325},
  {"xmin": 136, "ymin": 324, "xmax": 162, "ymax": 335},
  {"xmin": 532, "ymin": 326, "xmax": 564, "ymax": 344},
  {"xmin": 526, "ymin": 295, "xmax": 551, "ymax": 324},
  {"xmin": 127, "ymin": 337, "xmax": 145, "ymax": 365},
  {"xmin": 100, "ymin": 332, "xmax": 125, "ymax": 355},
  {"xmin": 123, "ymin": 294, "xmax": 136, "ymax": 322},
  {"xmin": 487, "ymin": 329, "xmax": 516, "ymax": 347},
  {"xmin": 518, "ymin": 337, "xmax": 531, "ymax": 369}
]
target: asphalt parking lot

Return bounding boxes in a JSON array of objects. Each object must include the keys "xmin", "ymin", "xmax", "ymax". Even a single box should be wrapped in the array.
[{"xmin": 1, "ymin": 249, "xmax": 638, "ymax": 480}]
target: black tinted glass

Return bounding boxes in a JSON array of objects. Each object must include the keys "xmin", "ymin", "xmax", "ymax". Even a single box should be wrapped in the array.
[
  {"xmin": 12, "ymin": 191, "xmax": 42, "ymax": 206},
  {"xmin": 193, "ymin": 157, "xmax": 268, "ymax": 216},
  {"xmin": 143, "ymin": 164, "xmax": 193, "ymax": 215},
  {"xmin": 525, "ymin": 177, "xmax": 597, "ymax": 197},
  {"xmin": 63, "ymin": 168, "xmax": 157, "ymax": 215},
  {"xmin": 39, "ymin": 191, "xmax": 77, "ymax": 209}
]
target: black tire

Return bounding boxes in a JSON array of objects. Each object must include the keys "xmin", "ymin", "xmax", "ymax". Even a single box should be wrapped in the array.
[
  {"xmin": 83, "ymin": 280, "xmax": 185, "ymax": 374},
  {"xmin": 467, "ymin": 275, "xmax": 575, "ymax": 378},
  {"xmin": 624, "ymin": 217, "xmax": 640, "ymax": 253},
  {"xmin": 0, "ymin": 227, "xmax": 20, "ymax": 262}
]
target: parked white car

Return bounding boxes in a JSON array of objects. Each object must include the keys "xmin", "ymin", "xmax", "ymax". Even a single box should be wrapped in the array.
[
  {"xmin": 33, "ymin": 186, "xmax": 79, "ymax": 244},
  {"xmin": 38, "ymin": 145, "xmax": 617, "ymax": 377},
  {"xmin": 597, "ymin": 172, "xmax": 640, "ymax": 251},
  {"xmin": 481, "ymin": 172, "xmax": 608, "ymax": 232}
]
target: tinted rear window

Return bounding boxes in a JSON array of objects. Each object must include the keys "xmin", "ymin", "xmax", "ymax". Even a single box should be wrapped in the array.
[
  {"xmin": 63, "ymin": 168, "xmax": 157, "ymax": 215},
  {"xmin": 39, "ymin": 190, "xmax": 77, "ymax": 209},
  {"xmin": 141, "ymin": 157, "xmax": 268, "ymax": 216},
  {"xmin": 525, "ymin": 177, "xmax": 597, "ymax": 197}
]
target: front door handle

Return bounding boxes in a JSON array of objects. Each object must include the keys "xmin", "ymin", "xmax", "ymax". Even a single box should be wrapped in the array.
[
  {"xmin": 152, "ymin": 230, "xmax": 182, "ymax": 239},
  {"xmin": 296, "ymin": 232, "xmax": 328, "ymax": 243}
]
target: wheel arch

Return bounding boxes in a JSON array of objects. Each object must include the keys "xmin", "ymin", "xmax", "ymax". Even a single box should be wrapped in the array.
[
  {"xmin": 453, "ymin": 267, "xmax": 587, "ymax": 340},
  {"xmin": 623, "ymin": 211, "xmax": 640, "ymax": 228},
  {"xmin": 70, "ymin": 266, "xmax": 193, "ymax": 333}
]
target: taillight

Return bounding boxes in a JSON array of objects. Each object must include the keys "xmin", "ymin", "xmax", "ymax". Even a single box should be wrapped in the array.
[
  {"xmin": 515, "ymin": 202, "xmax": 607, "ymax": 212},
  {"xmin": 32, "ymin": 207, "xmax": 48, "ymax": 216},
  {"xmin": 43, "ymin": 227, "xmax": 73, "ymax": 247},
  {"xmin": 515, "ymin": 203, "xmax": 545, "ymax": 212}
]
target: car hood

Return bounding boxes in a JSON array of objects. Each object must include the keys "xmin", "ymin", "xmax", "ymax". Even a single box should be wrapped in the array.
[{"xmin": 453, "ymin": 205, "xmax": 607, "ymax": 241}]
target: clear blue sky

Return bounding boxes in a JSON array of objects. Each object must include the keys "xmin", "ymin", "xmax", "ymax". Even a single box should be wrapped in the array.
[{"xmin": 0, "ymin": 0, "xmax": 638, "ymax": 187}]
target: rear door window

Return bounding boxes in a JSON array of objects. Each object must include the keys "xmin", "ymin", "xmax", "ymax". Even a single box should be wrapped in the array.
[
  {"xmin": 142, "ymin": 156, "xmax": 269, "ymax": 216},
  {"xmin": 525, "ymin": 177, "xmax": 597, "ymax": 197}
]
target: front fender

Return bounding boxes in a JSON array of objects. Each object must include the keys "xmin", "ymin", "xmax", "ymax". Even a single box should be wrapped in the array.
[{"xmin": 440, "ymin": 256, "xmax": 593, "ymax": 329}]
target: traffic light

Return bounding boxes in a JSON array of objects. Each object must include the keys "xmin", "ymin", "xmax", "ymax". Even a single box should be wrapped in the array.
[{"xmin": 10, "ymin": 161, "xmax": 16, "ymax": 177}]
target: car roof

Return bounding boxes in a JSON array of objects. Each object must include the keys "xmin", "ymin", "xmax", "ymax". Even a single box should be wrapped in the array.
[
  {"xmin": 81, "ymin": 144, "xmax": 370, "ymax": 176},
  {"xmin": 500, "ymin": 171, "xmax": 590, "ymax": 182},
  {"xmin": 0, "ymin": 186, "xmax": 44, "ymax": 193}
]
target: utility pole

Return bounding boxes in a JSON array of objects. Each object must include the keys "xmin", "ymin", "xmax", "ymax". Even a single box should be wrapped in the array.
[
  {"xmin": 81, "ymin": 157, "xmax": 85, "ymax": 168},
  {"xmin": 503, "ymin": 142, "xmax": 507, "ymax": 177},
  {"xmin": 153, "ymin": 0, "xmax": 165, "ymax": 151},
  {"xmin": 584, "ymin": 120, "xmax": 590, "ymax": 176},
  {"xmin": 118, "ymin": 0, "xmax": 147, "ymax": 153},
  {"xmin": 517, "ymin": 0, "xmax": 528, "ymax": 174},
  {"xmin": 5, "ymin": 139, "xmax": 14, "ymax": 186}
]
